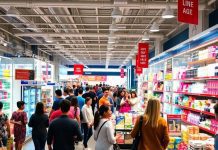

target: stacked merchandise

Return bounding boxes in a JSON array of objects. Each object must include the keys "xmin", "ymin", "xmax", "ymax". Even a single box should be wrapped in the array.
[{"xmin": 167, "ymin": 137, "xmax": 182, "ymax": 150}]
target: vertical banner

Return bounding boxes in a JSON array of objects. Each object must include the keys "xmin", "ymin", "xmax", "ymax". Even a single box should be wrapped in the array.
[
  {"xmin": 135, "ymin": 55, "xmax": 142, "ymax": 74},
  {"xmin": 120, "ymin": 68, "xmax": 125, "ymax": 78},
  {"xmin": 74, "ymin": 64, "xmax": 84, "ymax": 75},
  {"xmin": 138, "ymin": 43, "xmax": 149, "ymax": 68},
  {"xmin": 178, "ymin": 0, "xmax": 198, "ymax": 25}
]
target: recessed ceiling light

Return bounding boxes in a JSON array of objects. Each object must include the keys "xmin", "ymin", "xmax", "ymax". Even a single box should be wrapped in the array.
[
  {"xmin": 111, "ymin": 7, "xmax": 122, "ymax": 19},
  {"xmin": 162, "ymin": 5, "xmax": 175, "ymax": 19},
  {"xmin": 45, "ymin": 36, "xmax": 53, "ymax": 43},
  {"xmin": 150, "ymin": 22, "xmax": 159, "ymax": 32}
]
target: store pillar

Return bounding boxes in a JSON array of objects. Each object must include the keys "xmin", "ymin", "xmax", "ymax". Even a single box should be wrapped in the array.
[{"xmin": 155, "ymin": 38, "xmax": 163, "ymax": 56}]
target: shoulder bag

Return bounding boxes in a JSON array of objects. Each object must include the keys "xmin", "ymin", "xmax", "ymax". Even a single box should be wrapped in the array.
[
  {"xmin": 97, "ymin": 120, "xmax": 120, "ymax": 150},
  {"xmin": 131, "ymin": 116, "xmax": 143, "ymax": 150}
]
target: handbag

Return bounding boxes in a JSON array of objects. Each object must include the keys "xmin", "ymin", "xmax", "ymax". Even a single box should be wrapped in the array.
[
  {"xmin": 97, "ymin": 121, "xmax": 120, "ymax": 150},
  {"xmin": 131, "ymin": 116, "xmax": 143, "ymax": 150}
]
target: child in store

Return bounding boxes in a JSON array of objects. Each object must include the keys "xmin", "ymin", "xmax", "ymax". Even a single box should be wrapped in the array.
[{"xmin": 119, "ymin": 91, "xmax": 131, "ymax": 113}]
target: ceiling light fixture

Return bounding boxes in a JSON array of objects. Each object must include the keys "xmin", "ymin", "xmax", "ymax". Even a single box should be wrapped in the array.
[
  {"xmin": 150, "ymin": 22, "xmax": 159, "ymax": 32},
  {"xmin": 7, "ymin": 6, "xmax": 19, "ymax": 16},
  {"xmin": 162, "ymin": 4, "xmax": 175, "ymax": 19},
  {"xmin": 108, "ymin": 38, "xmax": 116, "ymax": 44},
  {"xmin": 26, "ymin": 21, "xmax": 37, "ymax": 31},
  {"xmin": 142, "ymin": 32, "xmax": 149, "ymax": 41},
  {"xmin": 107, "ymin": 44, "xmax": 114, "ymax": 50},
  {"xmin": 111, "ymin": 7, "xmax": 122, "ymax": 19},
  {"xmin": 45, "ymin": 36, "xmax": 53, "ymax": 43}
]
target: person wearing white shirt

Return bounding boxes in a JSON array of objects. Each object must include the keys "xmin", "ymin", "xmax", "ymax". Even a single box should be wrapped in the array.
[
  {"xmin": 94, "ymin": 105, "xmax": 117, "ymax": 150},
  {"xmin": 82, "ymin": 97, "xmax": 94, "ymax": 150},
  {"xmin": 129, "ymin": 91, "xmax": 139, "ymax": 111}
]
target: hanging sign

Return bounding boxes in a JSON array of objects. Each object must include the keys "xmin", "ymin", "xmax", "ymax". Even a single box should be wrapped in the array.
[
  {"xmin": 138, "ymin": 43, "xmax": 149, "ymax": 68},
  {"xmin": 136, "ymin": 55, "xmax": 142, "ymax": 74},
  {"xmin": 167, "ymin": 114, "xmax": 181, "ymax": 136},
  {"xmin": 120, "ymin": 68, "xmax": 125, "ymax": 78},
  {"xmin": 15, "ymin": 69, "xmax": 35, "ymax": 80},
  {"xmin": 178, "ymin": 0, "xmax": 198, "ymax": 25},
  {"xmin": 74, "ymin": 64, "xmax": 84, "ymax": 75}
]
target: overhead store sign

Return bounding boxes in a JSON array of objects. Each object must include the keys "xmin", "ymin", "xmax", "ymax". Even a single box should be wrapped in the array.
[
  {"xmin": 79, "ymin": 76, "xmax": 107, "ymax": 81},
  {"xmin": 138, "ymin": 43, "xmax": 149, "ymax": 68},
  {"xmin": 15, "ymin": 69, "xmax": 35, "ymax": 80},
  {"xmin": 120, "ymin": 68, "xmax": 125, "ymax": 78},
  {"xmin": 74, "ymin": 64, "xmax": 84, "ymax": 75},
  {"xmin": 178, "ymin": 0, "xmax": 198, "ymax": 25},
  {"xmin": 136, "ymin": 55, "xmax": 142, "ymax": 74}
]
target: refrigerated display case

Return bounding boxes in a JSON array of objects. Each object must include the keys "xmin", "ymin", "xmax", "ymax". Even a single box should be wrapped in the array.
[
  {"xmin": 0, "ymin": 57, "xmax": 13, "ymax": 118},
  {"xmin": 22, "ymin": 86, "xmax": 41, "ymax": 136}
]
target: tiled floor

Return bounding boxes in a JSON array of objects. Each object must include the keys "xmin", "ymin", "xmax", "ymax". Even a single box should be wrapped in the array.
[{"xmin": 23, "ymin": 135, "xmax": 96, "ymax": 150}]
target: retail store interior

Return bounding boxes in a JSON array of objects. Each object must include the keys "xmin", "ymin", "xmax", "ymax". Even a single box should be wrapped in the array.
[{"xmin": 0, "ymin": 0, "xmax": 217, "ymax": 150}]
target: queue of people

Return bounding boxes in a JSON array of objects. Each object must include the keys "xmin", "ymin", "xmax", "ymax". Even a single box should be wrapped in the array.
[{"xmin": 1, "ymin": 82, "xmax": 217, "ymax": 150}]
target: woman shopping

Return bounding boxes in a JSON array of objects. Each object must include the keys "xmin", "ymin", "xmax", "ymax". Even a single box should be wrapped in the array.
[
  {"xmin": 131, "ymin": 99, "xmax": 170, "ymax": 150},
  {"xmin": 119, "ymin": 91, "xmax": 131, "ymax": 113},
  {"xmin": 129, "ymin": 91, "xmax": 139, "ymax": 111},
  {"xmin": 10, "ymin": 101, "xmax": 28, "ymax": 150},
  {"xmin": 28, "ymin": 102, "xmax": 49, "ymax": 150},
  {"xmin": 94, "ymin": 105, "xmax": 116, "ymax": 150}
]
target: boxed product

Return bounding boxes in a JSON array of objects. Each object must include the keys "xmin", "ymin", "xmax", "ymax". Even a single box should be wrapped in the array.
[
  {"xmin": 188, "ymin": 140, "xmax": 206, "ymax": 150},
  {"xmin": 124, "ymin": 113, "xmax": 132, "ymax": 129},
  {"xmin": 116, "ymin": 116, "xmax": 125, "ymax": 129},
  {"xmin": 187, "ymin": 126, "xmax": 199, "ymax": 134},
  {"xmin": 168, "ymin": 137, "xmax": 182, "ymax": 150},
  {"xmin": 124, "ymin": 133, "xmax": 133, "ymax": 144},
  {"xmin": 116, "ymin": 131, "xmax": 124, "ymax": 144}
]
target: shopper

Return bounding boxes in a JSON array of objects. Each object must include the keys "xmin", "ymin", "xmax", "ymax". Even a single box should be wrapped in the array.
[
  {"xmin": 70, "ymin": 96, "xmax": 80, "ymax": 123},
  {"xmin": 77, "ymin": 88, "xmax": 85, "ymax": 110},
  {"xmin": 99, "ymin": 88, "xmax": 114, "ymax": 112},
  {"xmin": 119, "ymin": 91, "xmax": 131, "ymax": 113},
  {"xmin": 0, "ymin": 102, "xmax": 11, "ymax": 148},
  {"xmin": 94, "ymin": 105, "xmax": 116, "ymax": 150},
  {"xmin": 47, "ymin": 100, "xmax": 83, "ymax": 150},
  {"xmin": 10, "ymin": 101, "xmax": 28, "ymax": 150},
  {"xmin": 82, "ymin": 97, "xmax": 94, "ymax": 149},
  {"xmin": 63, "ymin": 88, "xmax": 69, "ymax": 99},
  {"xmin": 116, "ymin": 90, "xmax": 125, "ymax": 111},
  {"xmin": 82, "ymin": 86, "xmax": 97, "ymax": 115},
  {"xmin": 66, "ymin": 88, "xmax": 74, "ymax": 102},
  {"xmin": 130, "ymin": 99, "xmax": 169, "ymax": 150},
  {"xmin": 129, "ymin": 91, "xmax": 139, "ymax": 111},
  {"xmin": 49, "ymin": 89, "xmax": 64, "ymax": 116},
  {"xmin": 49, "ymin": 99, "xmax": 74, "ymax": 122},
  {"xmin": 28, "ymin": 102, "xmax": 49, "ymax": 150}
]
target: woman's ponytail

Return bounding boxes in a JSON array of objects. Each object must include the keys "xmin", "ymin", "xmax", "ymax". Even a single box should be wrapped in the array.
[{"xmin": 94, "ymin": 111, "xmax": 100, "ymax": 130}]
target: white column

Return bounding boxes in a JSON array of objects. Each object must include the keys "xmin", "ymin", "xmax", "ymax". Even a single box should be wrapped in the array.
[{"xmin": 155, "ymin": 38, "xmax": 163, "ymax": 56}]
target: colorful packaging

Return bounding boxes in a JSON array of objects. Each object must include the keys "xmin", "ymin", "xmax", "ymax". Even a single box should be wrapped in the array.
[{"xmin": 116, "ymin": 116, "xmax": 125, "ymax": 129}]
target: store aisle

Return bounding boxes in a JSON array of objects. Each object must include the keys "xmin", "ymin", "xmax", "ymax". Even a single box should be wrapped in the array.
[{"xmin": 23, "ymin": 135, "xmax": 96, "ymax": 150}]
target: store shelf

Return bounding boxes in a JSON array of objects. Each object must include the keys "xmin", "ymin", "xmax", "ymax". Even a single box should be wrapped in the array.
[
  {"xmin": 173, "ymin": 104, "xmax": 215, "ymax": 117},
  {"xmin": 173, "ymin": 76, "xmax": 218, "ymax": 81},
  {"xmin": 188, "ymin": 58, "xmax": 217, "ymax": 66},
  {"xmin": 181, "ymin": 119, "xmax": 216, "ymax": 135},
  {"xmin": 153, "ymin": 90, "xmax": 164, "ymax": 93},
  {"xmin": 115, "ymin": 128, "xmax": 132, "ymax": 131},
  {"xmin": 173, "ymin": 91, "xmax": 218, "ymax": 98}
]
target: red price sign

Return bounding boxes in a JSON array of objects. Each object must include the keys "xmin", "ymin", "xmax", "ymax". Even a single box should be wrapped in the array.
[
  {"xmin": 120, "ymin": 68, "xmax": 125, "ymax": 78},
  {"xmin": 178, "ymin": 0, "xmax": 198, "ymax": 25},
  {"xmin": 136, "ymin": 55, "xmax": 142, "ymax": 74},
  {"xmin": 138, "ymin": 43, "xmax": 149, "ymax": 68},
  {"xmin": 15, "ymin": 69, "xmax": 35, "ymax": 80}
]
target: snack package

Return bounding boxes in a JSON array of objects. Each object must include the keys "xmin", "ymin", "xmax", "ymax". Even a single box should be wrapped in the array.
[
  {"xmin": 124, "ymin": 113, "xmax": 132, "ymax": 129},
  {"xmin": 116, "ymin": 116, "xmax": 125, "ymax": 129},
  {"xmin": 124, "ymin": 133, "xmax": 133, "ymax": 144},
  {"xmin": 116, "ymin": 131, "xmax": 124, "ymax": 144}
]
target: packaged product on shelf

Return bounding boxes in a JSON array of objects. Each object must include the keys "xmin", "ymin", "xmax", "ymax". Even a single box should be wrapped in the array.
[
  {"xmin": 124, "ymin": 113, "xmax": 132, "ymax": 129},
  {"xmin": 124, "ymin": 133, "xmax": 133, "ymax": 144},
  {"xmin": 116, "ymin": 131, "xmax": 124, "ymax": 144},
  {"xmin": 116, "ymin": 115, "xmax": 125, "ymax": 129},
  {"xmin": 167, "ymin": 137, "xmax": 182, "ymax": 150}
]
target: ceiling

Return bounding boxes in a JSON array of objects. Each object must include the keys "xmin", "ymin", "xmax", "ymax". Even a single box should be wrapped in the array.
[{"xmin": 0, "ymin": 0, "xmax": 213, "ymax": 68}]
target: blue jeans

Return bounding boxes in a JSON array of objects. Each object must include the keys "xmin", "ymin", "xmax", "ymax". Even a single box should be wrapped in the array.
[
  {"xmin": 0, "ymin": 137, "xmax": 7, "ymax": 147},
  {"xmin": 82, "ymin": 123, "xmax": 93, "ymax": 148},
  {"xmin": 32, "ymin": 135, "xmax": 46, "ymax": 150},
  {"xmin": 215, "ymin": 134, "xmax": 218, "ymax": 150}
]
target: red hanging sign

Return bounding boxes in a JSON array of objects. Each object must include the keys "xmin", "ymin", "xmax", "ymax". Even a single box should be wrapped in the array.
[
  {"xmin": 120, "ymin": 68, "xmax": 125, "ymax": 78},
  {"xmin": 136, "ymin": 55, "xmax": 142, "ymax": 74},
  {"xmin": 74, "ymin": 64, "xmax": 84, "ymax": 75},
  {"xmin": 178, "ymin": 0, "xmax": 198, "ymax": 25},
  {"xmin": 138, "ymin": 43, "xmax": 149, "ymax": 68},
  {"xmin": 15, "ymin": 69, "xmax": 35, "ymax": 80}
]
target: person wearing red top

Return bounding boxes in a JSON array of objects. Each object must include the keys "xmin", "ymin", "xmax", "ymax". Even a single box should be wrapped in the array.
[{"xmin": 49, "ymin": 107, "xmax": 74, "ymax": 123}]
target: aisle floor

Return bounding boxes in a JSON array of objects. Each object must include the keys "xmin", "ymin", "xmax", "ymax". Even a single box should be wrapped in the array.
[{"xmin": 23, "ymin": 135, "xmax": 96, "ymax": 150}]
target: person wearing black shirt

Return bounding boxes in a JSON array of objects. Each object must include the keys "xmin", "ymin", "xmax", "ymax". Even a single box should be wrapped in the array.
[
  {"xmin": 47, "ymin": 100, "xmax": 82, "ymax": 150},
  {"xmin": 28, "ymin": 102, "xmax": 49, "ymax": 150},
  {"xmin": 66, "ymin": 88, "xmax": 74, "ymax": 102}
]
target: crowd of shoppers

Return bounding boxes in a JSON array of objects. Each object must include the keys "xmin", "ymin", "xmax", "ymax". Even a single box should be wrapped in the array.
[{"xmin": 0, "ymin": 82, "xmax": 192, "ymax": 150}]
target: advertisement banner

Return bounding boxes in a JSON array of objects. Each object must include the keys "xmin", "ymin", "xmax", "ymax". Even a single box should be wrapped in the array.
[
  {"xmin": 138, "ymin": 43, "xmax": 149, "ymax": 68},
  {"xmin": 80, "ymin": 76, "xmax": 107, "ymax": 81},
  {"xmin": 74, "ymin": 64, "xmax": 84, "ymax": 75},
  {"xmin": 120, "ymin": 68, "xmax": 125, "ymax": 78},
  {"xmin": 136, "ymin": 55, "xmax": 142, "ymax": 74},
  {"xmin": 167, "ymin": 114, "xmax": 181, "ymax": 136},
  {"xmin": 178, "ymin": 0, "xmax": 198, "ymax": 25},
  {"xmin": 15, "ymin": 69, "xmax": 35, "ymax": 80}
]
